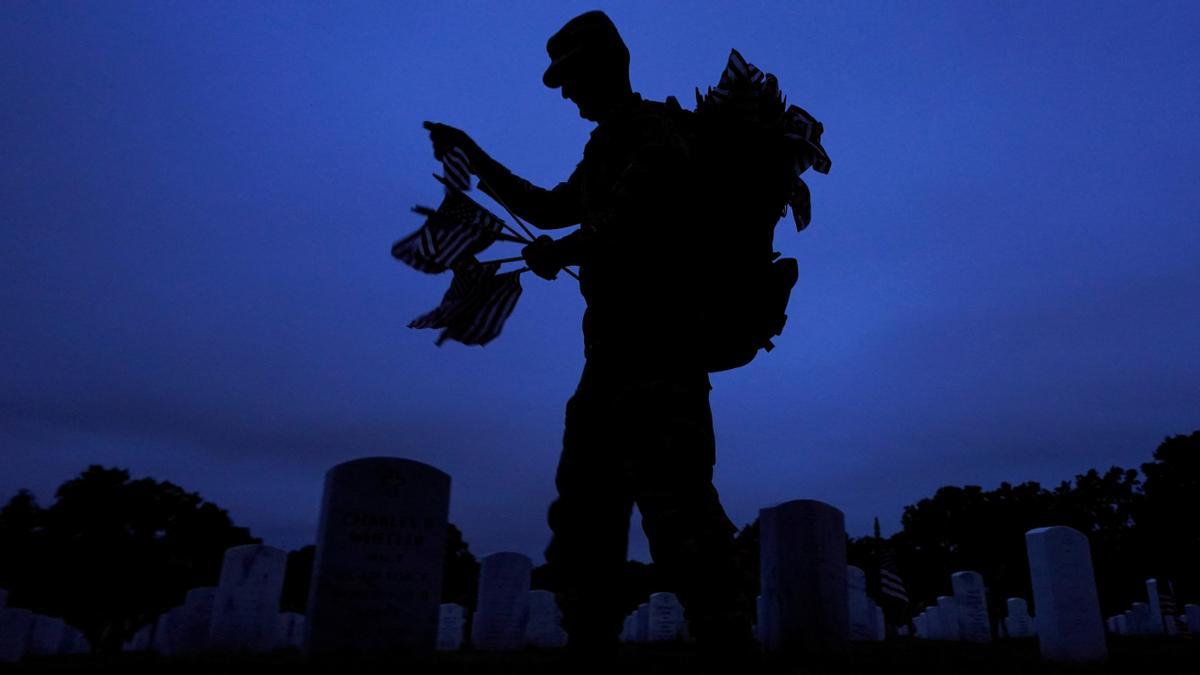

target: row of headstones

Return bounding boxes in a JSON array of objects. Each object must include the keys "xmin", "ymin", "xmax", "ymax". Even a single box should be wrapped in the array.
[
  {"xmin": 76, "ymin": 457, "xmax": 1173, "ymax": 663},
  {"xmin": 757, "ymin": 499, "xmax": 1112, "ymax": 662},
  {"xmin": 121, "ymin": 544, "xmax": 301, "ymax": 656},
  {"xmin": 0, "ymin": 590, "xmax": 91, "ymax": 663},
  {"xmin": 619, "ymin": 592, "xmax": 688, "ymax": 643},
  {"xmin": 753, "ymin": 566, "xmax": 889, "ymax": 647},
  {"xmin": 435, "ymin": 553, "xmax": 574, "ymax": 650},
  {"xmin": 1104, "ymin": 578, "xmax": 1200, "ymax": 636},
  {"xmin": 911, "ymin": 585, "xmax": 1036, "ymax": 642}
]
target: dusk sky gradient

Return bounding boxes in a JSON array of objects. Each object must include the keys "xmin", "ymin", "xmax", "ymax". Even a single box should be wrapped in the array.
[{"xmin": 3, "ymin": 1, "xmax": 1198, "ymax": 563}]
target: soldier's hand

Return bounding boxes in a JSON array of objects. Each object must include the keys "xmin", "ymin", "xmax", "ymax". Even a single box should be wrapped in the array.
[
  {"xmin": 522, "ymin": 235, "xmax": 561, "ymax": 281},
  {"xmin": 423, "ymin": 121, "xmax": 478, "ymax": 162}
]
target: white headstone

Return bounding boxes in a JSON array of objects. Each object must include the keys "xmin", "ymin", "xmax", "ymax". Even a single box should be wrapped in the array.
[
  {"xmin": 305, "ymin": 457, "xmax": 450, "ymax": 655},
  {"xmin": 635, "ymin": 603, "xmax": 650, "ymax": 642},
  {"xmin": 1144, "ymin": 579, "xmax": 1166, "ymax": 634},
  {"xmin": 470, "ymin": 552, "xmax": 531, "ymax": 651},
  {"xmin": 846, "ymin": 566, "xmax": 872, "ymax": 641},
  {"xmin": 60, "ymin": 625, "xmax": 90, "ymax": 654},
  {"xmin": 525, "ymin": 590, "xmax": 566, "ymax": 648},
  {"xmin": 1024, "ymin": 526, "xmax": 1106, "ymax": 662},
  {"xmin": 28, "ymin": 615, "xmax": 66, "ymax": 656},
  {"xmin": 755, "ymin": 595, "xmax": 764, "ymax": 643},
  {"xmin": 152, "ymin": 608, "xmax": 184, "ymax": 655},
  {"xmin": 951, "ymin": 571, "xmax": 991, "ymax": 643},
  {"xmin": 208, "ymin": 544, "xmax": 288, "ymax": 652},
  {"xmin": 647, "ymin": 592, "xmax": 684, "ymax": 642},
  {"xmin": 436, "ymin": 603, "xmax": 466, "ymax": 651},
  {"xmin": 1113, "ymin": 613, "xmax": 1128, "ymax": 635},
  {"xmin": 759, "ymin": 500, "xmax": 849, "ymax": 653},
  {"xmin": 1186, "ymin": 604, "xmax": 1200, "ymax": 634},
  {"xmin": 0, "ymin": 608, "xmax": 33, "ymax": 663},
  {"xmin": 936, "ymin": 596, "xmax": 960, "ymax": 640},
  {"xmin": 174, "ymin": 587, "xmax": 216, "ymax": 655},
  {"xmin": 1128, "ymin": 602, "xmax": 1151, "ymax": 635},
  {"xmin": 126, "ymin": 623, "xmax": 153, "ymax": 652},
  {"xmin": 273, "ymin": 612, "xmax": 305, "ymax": 650},
  {"xmin": 871, "ymin": 602, "xmax": 886, "ymax": 641}
]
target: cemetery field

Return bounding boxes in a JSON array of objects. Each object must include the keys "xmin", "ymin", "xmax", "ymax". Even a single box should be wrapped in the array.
[{"xmin": 1, "ymin": 639, "xmax": 1197, "ymax": 675}]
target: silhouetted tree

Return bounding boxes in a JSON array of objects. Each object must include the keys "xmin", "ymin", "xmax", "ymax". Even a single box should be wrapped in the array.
[
  {"xmin": 1137, "ymin": 431, "xmax": 1200, "ymax": 603},
  {"xmin": 280, "ymin": 545, "xmax": 315, "ymax": 614},
  {"xmin": 441, "ymin": 523, "xmax": 480, "ymax": 610},
  {"xmin": 0, "ymin": 466, "xmax": 257, "ymax": 652}
]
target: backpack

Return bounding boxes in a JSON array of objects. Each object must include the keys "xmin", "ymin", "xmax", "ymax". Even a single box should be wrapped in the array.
[{"xmin": 663, "ymin": 49, "xmax": 831, "ymax": 373}]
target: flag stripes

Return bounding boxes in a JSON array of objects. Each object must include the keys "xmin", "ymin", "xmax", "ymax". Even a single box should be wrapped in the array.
[
  {"xmin": 392, "ymin": 189, "xmax": 507, "ymax": 273},
  {"xmin": 441, "ymin": 146, "xmax": 472, "ymax": 191},
  {"xmin": 879, "ymin": 547, "xmax": 909, "ymax": 605},
  {"xmin": 408, "ymin": 260, "xmax": 524, "ymax": 347}
]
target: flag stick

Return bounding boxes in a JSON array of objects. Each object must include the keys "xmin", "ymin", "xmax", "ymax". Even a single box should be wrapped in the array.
[
  {"xmin": 475, "ymin": 176, "xmax": 537, "ymax": 241},
  {"xmin": 431, "ymin": 173, "xmax": 579, "ymax": 281},
  {"xmin": 478, "ymin": 256, "xmax": 524, "ymax": 265}
]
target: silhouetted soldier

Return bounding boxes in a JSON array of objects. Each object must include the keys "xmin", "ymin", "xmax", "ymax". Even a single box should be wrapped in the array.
[{"xmin": 426, "ymin": 10, "xmax": 753, "ymax": 665}]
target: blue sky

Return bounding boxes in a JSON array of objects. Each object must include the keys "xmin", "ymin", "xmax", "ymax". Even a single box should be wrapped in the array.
[{"xmin": 2, "ymin": 1, "xmax": 1197, "ymax": 562}]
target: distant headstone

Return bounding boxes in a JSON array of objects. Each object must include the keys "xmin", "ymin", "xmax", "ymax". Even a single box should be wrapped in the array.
[
  {"xmin": 914, "ymin": 612, "xmax": 926, "ymax": 639},
  {"xmin": 305, "ymin": 457, "xmax": 450, "ymax": 656},
  {"xmin": 28, "ymin": 615, "xmax": 66, "ymax": 655},
  {"xmin": 174, "ymin": 587, "xmax": 216, "ymax": 655},
  {"xmin": 470, "ymin": 552, "xmax": 531, "ymax": 651},
  {"xmin": 1186, "ymin": 604, "xmax": 1200, "ymax": 634},
  {"xmin": 60, "ymin": 626, "xmax": 90, "ymax": 654},
  {"xmin": 621, "ymin": 613, "xmax": 636, "ymax": 643},
  {"xmin": 0, "ymin": 608, "xmax": 33, "ymax": 663},
  {"xmin": 152, "ymin": 608, "xmax": 183, "ymax": 655},
  {"xmin": 1025, "ymin": 526, "xmax": 1106, "ymax": 662},
  {"xmin": 759, "ymin": 499, "xmax": 849, "ymax": 653},
  {"xmin": 755, "ymin": 595, "xmax": 764, "ymax": 643},
  {"xmin": 525, "ymin": 590, "xmax": 567, "ymax": 648},
  {"xmin": 924, "ymin": 605, "xmax": 943, "ymax": 640},
  {"xmin": 1128, "ymin": 602, "xmax": 1151, "ymax": 635},
  {"xmin": 936, "ymin": 596, "xmax": 960, "ymax": 640},
  {"xmin": 1144, "ymin": 579, "xmax": 1166, "ymax": 634},
  {"xmin": 951, "ymin": 571, "xmax": 991, "ymax": 643},
  {"xmin": 208, "ymin": 544, "xmax": 288, "ymax": 652},
  {"xmin": 647, "ymin": 592, "xmax": 684, "ymax": 642},
  {"xmin": 635, "ymin": 603, "xmax": 650, "ymax": 642},
  {"xmin": 273, "ymin": 612, "xmax": 305, "ymax": 650},
  {"xmin": 846, "ymin": 566, "xmax": 872, "ymax": 641},
  {"xmin": 1113, "ymin": 613, "xmax": 1129, "ymax": 635},
  {"xmin": 897, "ymin": 624, "xmax": 909, "ymax": 638},
  {"xmin": 436, "ymin": 603, "xmax": 466, "ymax": 651},
  {"xmin": 871, "ymin": 602, "xmax": 886, "ymax": 641},
  {"xmin": 126, "ymin": 623, "xmax": 154, "ymax": 652}
]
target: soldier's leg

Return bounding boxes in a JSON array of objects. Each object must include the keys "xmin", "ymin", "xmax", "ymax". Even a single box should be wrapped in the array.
[
  {"xmin": 544, "ymin": 380, "xmax": 635, "ymax": 652},
  {"xmin": 629, "ymin": 382, "xmax": 755, "ymax": 653}
]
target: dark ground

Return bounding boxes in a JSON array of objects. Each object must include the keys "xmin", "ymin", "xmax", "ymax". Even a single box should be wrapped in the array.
[{"xmin": 2, "ymin": 638, "xmax": 1197, "ymax": 674}]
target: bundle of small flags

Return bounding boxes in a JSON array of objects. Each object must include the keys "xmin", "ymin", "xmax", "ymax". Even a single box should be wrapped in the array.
[
  {"xmin": 696, "ymin": 49, "xmax": 831, "ymax": 231},
  {"xmin": 392, "ymin": 150, "xmax": 526, "ymax": 347}
]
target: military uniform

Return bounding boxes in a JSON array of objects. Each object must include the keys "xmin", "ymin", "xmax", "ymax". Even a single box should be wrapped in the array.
[{"xmin": 469, "ymin": 91, "xmax": 752, "ymax": 653}]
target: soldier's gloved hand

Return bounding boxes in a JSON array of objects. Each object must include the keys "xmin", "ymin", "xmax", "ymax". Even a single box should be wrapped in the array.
[
  {"xmin": 522, "ymin": 235, "xmax": 562, "ymax": 280},
  {"xmin": 422, "ymin": 121, "xmax": 479, "ymax": 162}
]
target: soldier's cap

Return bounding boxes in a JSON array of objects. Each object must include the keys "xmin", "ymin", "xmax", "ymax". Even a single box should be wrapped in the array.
[{"xmin": 543, "ymin": 10, "xmax": 629, "ymax": 88}]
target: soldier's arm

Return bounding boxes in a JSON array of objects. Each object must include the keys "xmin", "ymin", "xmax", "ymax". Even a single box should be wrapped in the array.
[
  {"xmin": 469, "ymin": 149, "xmax": 584, "ymax": 230},
  {"xmin": 424, "ymin": 121, "xmax": 582, "ymax": 230}
]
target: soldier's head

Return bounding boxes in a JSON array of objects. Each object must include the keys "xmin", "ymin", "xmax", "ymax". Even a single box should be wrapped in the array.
[{"xmin": 542, "ymin": 11, "xmax": 632, "ymax": 122}]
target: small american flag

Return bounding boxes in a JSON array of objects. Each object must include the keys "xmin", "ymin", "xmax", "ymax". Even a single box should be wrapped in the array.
[
  {"xmin": 409, "ymin": 260, "xmax": 523, "ymax": 347},
  {"xmin": 441, "ymin": 145, "xmax": 473, "ymax": 192},
  {"xmin": 392, "ymin": 189, "xmax": 506, "ymax": 274},
  {"xmin": 879, "ymin": 544, "xmax": 909, "ymax": 605}
]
